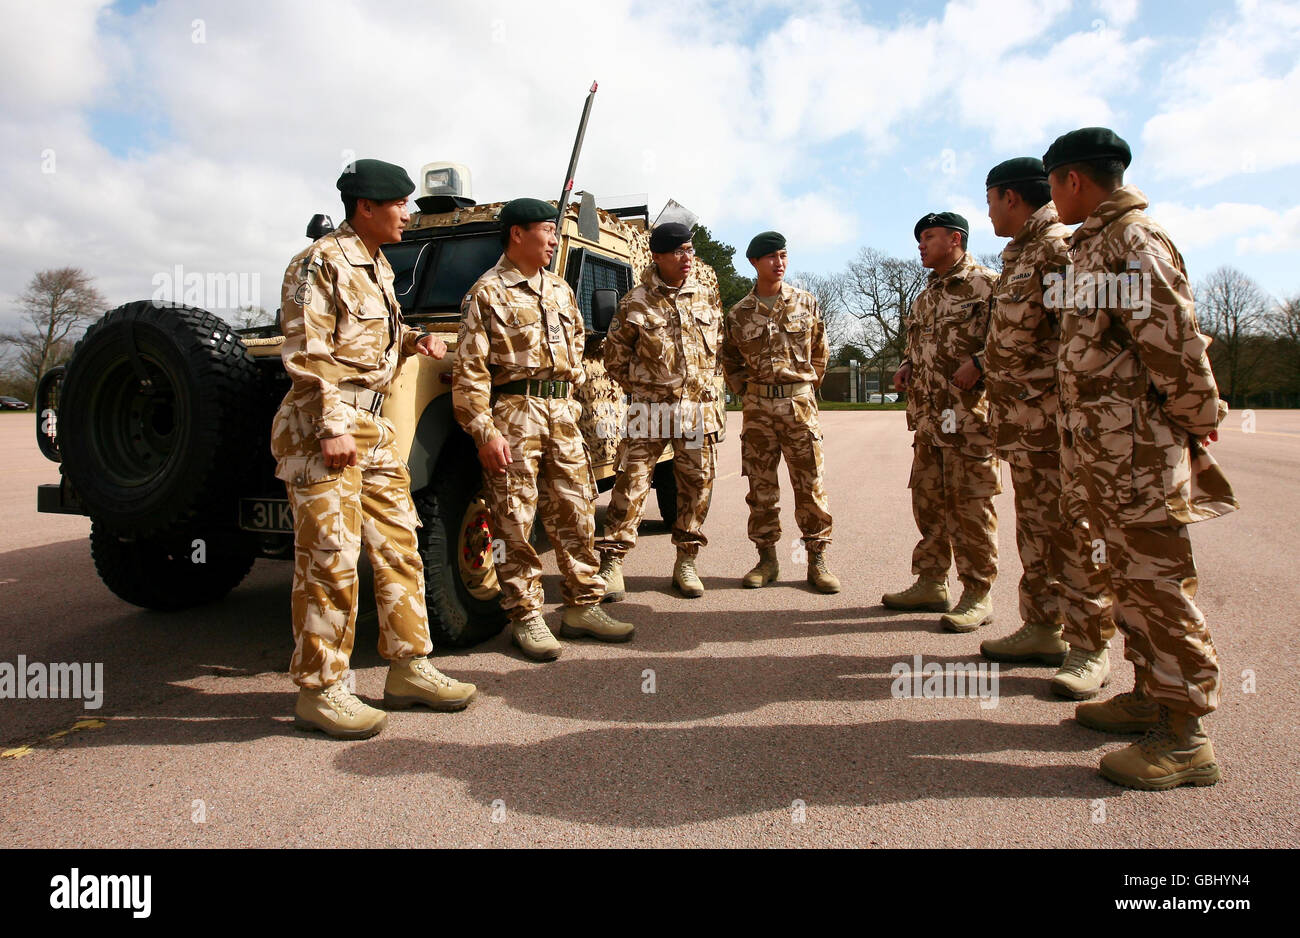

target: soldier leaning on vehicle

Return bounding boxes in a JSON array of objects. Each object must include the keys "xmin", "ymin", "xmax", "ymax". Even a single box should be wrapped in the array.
[
  {"xmin": 597, "ymin": 222, "xmax": 724, "ymax": 600},
  {"xmin": 1045, "ymin": 127, "xmax": 1237, "ymax": 790},
  {"xmin": 273, "ymin": 159, "xmax": 476, "ymax": 740},
  {"xmin": 452, "ymin": 197, "xmax": 635, "ymax": 662}
]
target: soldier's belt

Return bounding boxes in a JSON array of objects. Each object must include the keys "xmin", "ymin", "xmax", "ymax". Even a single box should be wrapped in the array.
[
  {"xmin": 749, "ymin": 380, "xmax": 811, "ymax": 399},
  {"xmin": 338, "ymin": 382, "xmax": 385, "ymax": 414},
  {"xmin": 494, "ymin": 378, "xmax": 572, "ymax": 399}
]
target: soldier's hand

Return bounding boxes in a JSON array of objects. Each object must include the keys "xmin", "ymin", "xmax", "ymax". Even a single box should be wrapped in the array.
[
  {"xmin": 416, "ymin": 334, "xmax": 447, "ymax": 359},
  {"xmin": 479, "ymin": 436, "xmax": 512, "ymax": 474},
  {"xmin": 320, "ymin": 433, "xmax": 358, "ymax": 470},
  {"xmin": 893, "ymin": 363, "xmax": 912, "ymax": 392},
  {"xmin": 952, "ymin": 357, "xmax": 980, "ymax": 391}
]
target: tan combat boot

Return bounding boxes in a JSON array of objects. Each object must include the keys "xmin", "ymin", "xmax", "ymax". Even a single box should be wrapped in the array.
[
  {"xmin": 742, "ymin": 546, "xmax": 780, "ymax": 588},
  {"xmin": 1076, "ymin": 686, "xmax": 1162, "ymax": 734},
  {"xmin": 560, "ymin": 604, "xmax": 635, "ymax": 642},
  {"xmin": 598, "ymin": 553, "xmax": 625, "ymax": 603},
  {"xmin": 807, "ymin": 550, "xmax": 840, "ymax": 594},
  {"xmin": 673, "ymin": 551, "xmax": 704, "ymax": 598},
  {"xmin": 383, "ymin": 656, "xmax": 477, "ymax": 711},
  {"xmin": 294, "ymin": 681, "xmax": 387, "ymax": 740},
  {"xmin": 1050, "ymin": 645, "xmax": 1111, "ymax": 700},
  {"xmin": 940, "ymin": 587, "xmax": 993, "ymax": 632},
  {"xmin": 512, "ymin": 615, "xmax": 563, "ymax": 661},
  {"xmin": 980, "ymin": 621, "xmax": 1068, "ymax": 665},
  {"xmin": 881, "ymin": 577, "xmax": 951, "ymax": 612},
  {"xmin": 1099, "ymin": 707, "xmax": 1221, "ymax": 790}
]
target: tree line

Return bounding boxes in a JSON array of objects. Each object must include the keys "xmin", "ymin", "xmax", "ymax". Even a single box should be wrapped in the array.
[{"xmin": 3, "ymin": 251, "xmax": 1298, "ymax": 409}]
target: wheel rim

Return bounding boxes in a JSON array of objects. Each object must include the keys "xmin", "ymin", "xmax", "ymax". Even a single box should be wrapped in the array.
[
  {"xmin": 89, "ymin": 353, "xmax": 186, "ymax": 488},
  {"xmin": 457, "ymin": 495, "xmax": 500, "ymax": 600}
]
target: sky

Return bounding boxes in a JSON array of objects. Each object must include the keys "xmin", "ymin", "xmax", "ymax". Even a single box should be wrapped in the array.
[{"xmin": 2, "ymin": 0, "xmax": 1298, "ymax": 331}]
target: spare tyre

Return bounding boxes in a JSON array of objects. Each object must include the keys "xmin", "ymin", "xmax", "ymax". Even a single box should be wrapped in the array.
[{"xmin": 59, "ymin": 301, "xmax": 259, "ymax": 536}]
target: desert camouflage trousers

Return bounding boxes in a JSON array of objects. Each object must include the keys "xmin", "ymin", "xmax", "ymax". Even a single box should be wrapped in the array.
[
  {"xmin": 1086, "ymin": 517, "xmax": 1220, "ymax": 716},
  {"xmin": 598, "ymin": 435, "xmax": 716, "ymax": 559},
  {"xmin": 483, "ymin": 395, "xmax": 604, "ymax": 622},
  {"xmin": 274, "ymin": 407, "xmax": 432, "ymax": 689},
  {"xmin": 909, "ymin": 441, "xmax": 999, "ymax": 592},
  {"xmin": 1007, "ymin": 455, "xmax": 1116, "ymax": 651},
  {"xmin": 740, "ymin": 390, "xmax": 832, "ymax": 550}
]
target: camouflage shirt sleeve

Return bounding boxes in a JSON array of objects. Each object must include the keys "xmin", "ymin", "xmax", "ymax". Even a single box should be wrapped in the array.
[
  {"xmin": 398, "ymin": 322, "xmax": 424, "ymax": 359},
  {"xmin": 1122, "ymin": 239, "xmax": 1222, "ymax": 438},
  {"xmin": 279, "ymin": 251, "xmax": 350, "ymax": 439},
  {"xmin": 451, "ymin": 289, "xmax": 502, "ymax": 449},
  {"xmin": 602, "ymin": 294, "xmax": 636, "ymax": 392},
  {"xmin": 719, "ymin": 304, "xmax": 749, "ymax": 396},
  {"xmin": 810, "ymin": 296, "xmax": 828, "ymax": 386},
  {"xmin": 561, "ymin": 279, "xmax": 587, "ymax": 389}
]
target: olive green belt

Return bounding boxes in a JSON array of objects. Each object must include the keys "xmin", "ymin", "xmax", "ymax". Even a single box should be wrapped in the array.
[
  {"xmin": 494, "ymin": 378, "xmax": 572, "ymax": 399},
  {"xmin": 749, "ymin": 380, "xmax": 811, "ymax": 399}
]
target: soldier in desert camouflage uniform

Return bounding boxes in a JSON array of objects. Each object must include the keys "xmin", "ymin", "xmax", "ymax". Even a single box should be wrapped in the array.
[
  {"xmin": 974, "ymin": 157, "xmax": 1118, "ymax": 699},
  {"xmin": 273, "ymin": 159, "xmax": 476, "ymax": 740},
  {"xmin": 884, "ymin": 213, "xmax": 1000, "ymax": 631},
  {"xmin": 453, "ymin": 198, "xmax": 634, "ymax": 662},
  {"xmin": 1046, "ymin": 127, "xmax": 1237, "ymax": 790},
  {"xmin": 720, "ymin": 231, "xmax": 839, "ymax": 594},
  {"xmin": 597, "ymin": 222, "xmax": 723, "ymax": 600}
]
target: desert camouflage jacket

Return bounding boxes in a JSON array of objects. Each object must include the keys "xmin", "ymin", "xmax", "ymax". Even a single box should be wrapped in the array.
[
  {"xmin": 603, "ymin": 265, "xmax": 722, "ymax": 428},
  {"xmin": 452, "ymin": 254, "xmax": 586, "ymax": 448},
  {"xmin": 1058, "ymin": 185, "xmax": 1237, "ymax": 526},
  {"xmin": 983, "ymin": 202, "xmax": 1072, "ymax": 456},
  {"xmin": 904, "ymin": 252, "xmax": 997, "ymax": 454},
  {"xmin": 278, "ymin": 221, "xmax": 424, "ymax": 440},
  {"xmin": 720, "ymin": 282, "xmax": 828, "ymax": 396}
]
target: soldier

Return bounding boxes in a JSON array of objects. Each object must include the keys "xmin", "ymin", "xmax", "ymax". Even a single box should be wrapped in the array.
[
  {"xmin": 597, "ymin": 222, "xmax": 724, "ymax": 600},
  {"xmin": 273, "ymin": 159, "xmax": 477, "ymax": 740},
  {"xmin": 1045, "ymin": 127, "xmax": 1237, "ymax": 789},
  {"xmin": 719, "ymin": 231, "xmax": 839, "ymax": 593},
  {"xmin": 974, "ymin": 158, "xmax": 1118, "ymax": 699},
  {"xmin": 884, "ymin": 213, "xmax": 1000, "ymax": 631},
  {"xmin": 453, "ymin": 197, "xmax": 634, "ymax": 661}
]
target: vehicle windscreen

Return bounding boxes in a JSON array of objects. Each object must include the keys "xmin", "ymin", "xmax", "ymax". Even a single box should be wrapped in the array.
[{"xmin": 383, "ymin": 233, "xmax": 501, "ymax": 315}]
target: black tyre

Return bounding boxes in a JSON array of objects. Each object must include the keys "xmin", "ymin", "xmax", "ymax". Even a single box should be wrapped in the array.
[
  {"xmin": 90, "ymin": 522, "xmax": 257, "ymax": 611},
  {"xmin": 415, "ymin": 440, "xmax": 509, "ymax": 648},
  {"xmin": 654, "ymin": 458, "xmax": 678, "ymax": 525},
  {"xmin": 59, "ymin": 301, "xmax": 259, "ymax": 536}
]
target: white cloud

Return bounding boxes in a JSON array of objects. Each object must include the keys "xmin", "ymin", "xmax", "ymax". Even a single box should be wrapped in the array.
[
  {"xmin": 1093, "ymin": 0, "xmax": 1140, "ymax": 29},
  {"xmin": 1142, "ymin": 0, "xmax": 1300, "ymax": 185},
  {"xmin": 1150, "ymin": 200, "xmax": 1300, "ymax": 255}
]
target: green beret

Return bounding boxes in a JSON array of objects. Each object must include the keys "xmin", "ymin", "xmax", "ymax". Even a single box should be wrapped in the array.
[
  {"xmin": 336, "ymin": 159, "xmax": 415, "ymax": 200},
  {"xmin": 913, "ymin": 211, "xmax": 968, "ymax": 242},
  {"xmin": 746, "ymin": 230, "xmax": 786, "ymax": 259},
  {"xmin": 1042, "ymin": 127, "xmax": 1132, "ymax": 174},
  {"xmin": 985, "ymin": 157, "xmax": 1047, "ymax": 189},
  {"xmin": 498, "ymin": 198, "xmax": 558, "ymax": 230}
]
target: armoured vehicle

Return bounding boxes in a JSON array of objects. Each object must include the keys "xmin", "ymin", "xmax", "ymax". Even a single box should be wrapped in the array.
[{"xmin": 33, "ymin": 167, "xmax": 722, "ymax": 648}]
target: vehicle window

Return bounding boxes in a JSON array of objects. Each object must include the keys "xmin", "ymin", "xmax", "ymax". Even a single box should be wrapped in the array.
[
  {"xmin": 565, "ymin": 248, "xmax": 634, "ymax": 331},
  {"xmin": 417, "ymin": 235, "xmax": 502, "ymax": 311}
]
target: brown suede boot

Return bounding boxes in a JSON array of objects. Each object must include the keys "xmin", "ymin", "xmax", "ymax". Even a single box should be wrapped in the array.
[{"xmin": 1099, "ymin": 706, "xmax": 1221, "ymax": 790}]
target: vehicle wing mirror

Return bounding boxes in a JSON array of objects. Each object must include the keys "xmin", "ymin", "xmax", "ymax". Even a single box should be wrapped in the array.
[
  {"xmin": 306, "ymin": 214, "xmax": 334, "ymax": 240},
  {"xmin": 591, "ymin": 288, "xmax": 618, "ymax": 334}
]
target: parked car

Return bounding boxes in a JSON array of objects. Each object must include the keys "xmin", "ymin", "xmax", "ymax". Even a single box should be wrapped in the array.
[
  {"xmin": 866, "ymin": 393, "xmax": 899, "ymax": 403},
  {"xmin": 0, "ymin": 396, "xmax": 30, "ymax": 410}
]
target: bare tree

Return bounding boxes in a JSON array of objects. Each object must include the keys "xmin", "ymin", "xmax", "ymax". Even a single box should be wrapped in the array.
[
  {"xmin": 977, "ymin": 251, "xmax": 1004, "ymax": 274},
  {"xmin": 1196, "ymin": 266, "xmax": 1270, "ymax": 404},
  {"xmin": 0, "ymin": 268, "xmax": 106, "ymax": 397},
  {"xmin": 838, "ymin": 248, "xmax": 928, "ymax": 396},
  {"xmin": 791, "ymin": 270, "xmax": 851, "ymax": 354}
]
